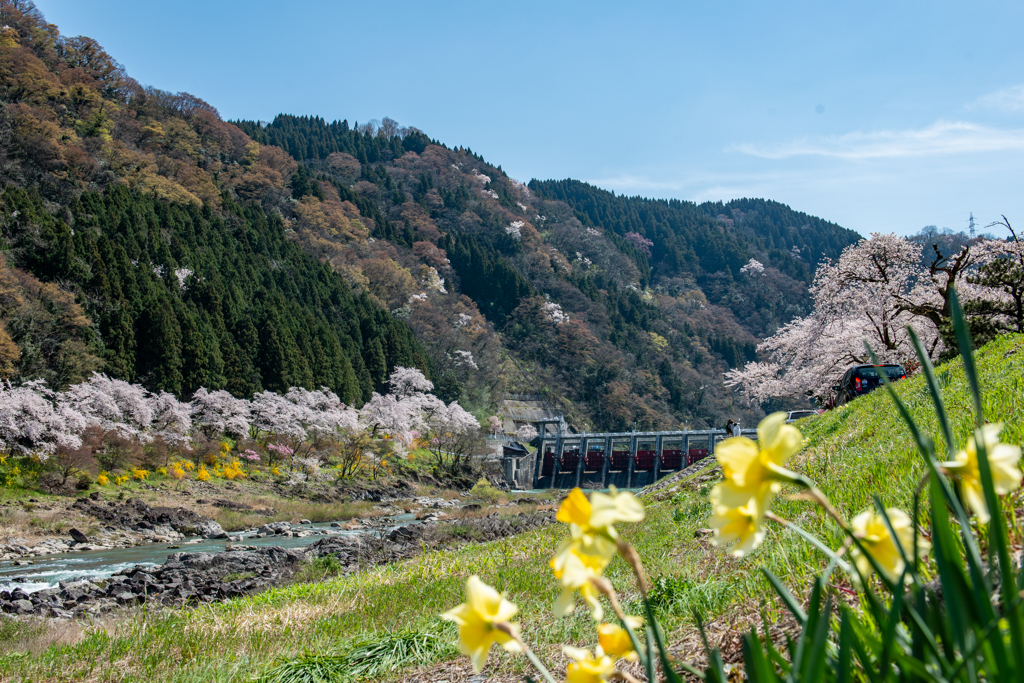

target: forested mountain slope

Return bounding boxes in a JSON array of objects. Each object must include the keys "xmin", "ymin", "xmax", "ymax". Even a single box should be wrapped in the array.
[
  {"xmin": 529, "ymin": 180, "xmax": 861, "ymax": 338},
  {"xmin": 0, "ymin": 2, "xmax": 426, "ymax": 400},
  {"xmin": 0, "ymin": 0, "xmax": 861, "ymax": 430}
]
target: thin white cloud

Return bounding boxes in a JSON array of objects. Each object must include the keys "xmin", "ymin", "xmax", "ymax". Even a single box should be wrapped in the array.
[
  {"xmin": 733, "ymin": 120, "xmax": 1024, "ymax": 160},
  {"xmin": 967, "ymin": 84, "xmax": 1024, "ymax": 112}
]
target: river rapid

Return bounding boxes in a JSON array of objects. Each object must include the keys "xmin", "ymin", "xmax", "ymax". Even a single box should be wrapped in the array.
[{"xmin": 0, "ymin": 514, "xmax": 416, "ymax": 594}]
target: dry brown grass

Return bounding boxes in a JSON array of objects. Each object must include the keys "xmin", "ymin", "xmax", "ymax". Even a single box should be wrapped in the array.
[{"xmin": 0, "ymin": 503, "xmax": 99, "ymax": 544}]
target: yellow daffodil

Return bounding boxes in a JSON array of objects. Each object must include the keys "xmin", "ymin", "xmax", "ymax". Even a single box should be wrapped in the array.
[
  {"xmin": 716, "ymin": 412, "xmax": 802, "ymax": 492},
  {"xmin": 708, "ymin": 481, "xmax": 771, "ymax": 557},
  {"xmin": 708, "ymin": 412, "xmax": 803, "ymax": 557},
  {"xmin": 848, "ymin": 507, "xmax": 929, "ymax": 585},
  {"xmin": 557, "ymin": 486, "xmax": 645, "ymax": 540},
  {"xmin": 597, "ymin": 619, "xmax": 641, "ymax": 661},
  {"xmin": 563, "ymin": 646, "xmax": 617, "ymax": 683},
  {"xmin": 551, "ymin": 545, "xmax": 609, "ymax": 620},
  {"xmin": 941, "ymin": 423, "xmax": 1023, "ymax": 524},
  {"xmin": 441, "ymin": 575, "xmax": 522, "ymax": 672}
]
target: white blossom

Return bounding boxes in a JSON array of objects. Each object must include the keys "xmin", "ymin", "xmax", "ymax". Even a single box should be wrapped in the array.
[
  {"xmin": 452, "ymin": 349, "xmax": 478, "ymax": 370},
  {"xmin": 542, "ymin": 301, "xmax": 569, "ymax": 324},
  {"xmin": 389, "ymin": 367, "xmax": 434, "ymax": 397},
  {"xmin": 725, "ymin": 233, "xmax": 1009, "ymax": 405},
  {"xmin": 0, "ymin": 380, "xmax": 86, "ymax": 458},
  {"xmin": 64, "ymin": 373, "xmax": 155, "ymax": 442},
  {"xmin": 506, "ymin": 220, "xmax": 524, "ymax": 239},
  {"xmin": 250, "ymin": 390, "xmax": 307, "ymax": 441},
  {"xmin": 190, "ymin": 388, "xmax": 250, "ymax": 438},
  {"xmin": 740, "ymin": 258, "xmax": 765, "ymax": 275},
  {"xmin": 422, "ymin": 266, "xmax": 447, "ymax": 293},
  {"xmin": 516, "ymin": 424, "xmax": 538, "ymax": 442},
  {"xmin": 174, "ymin": 268, "xmax": 193, "ymax": 289},
  {"xmin": 151, "ymin": 391, "xmax": 192, "ymax": 446}
]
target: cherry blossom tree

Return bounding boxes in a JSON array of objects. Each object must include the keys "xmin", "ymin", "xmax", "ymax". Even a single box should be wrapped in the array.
[
  {"xmin": 515, "ymin": 423, "xmax": 539, "ymax": 443},
  {"xmin": 151, "ymin": 391, "xmax": 192, "ymax": 446},
  {"xmin": 740, "ymin": 258, "xmax": 765, "ymax": 276},
  {"xmin": 64, "ymin": 373, "xmax": 154, "ymax": 442},
  {"xmin": 624, "ymin": 231, "xmax": 653, "ymax": 257},
  {"xmin": 487, "ymin": 415, "xmax": 503, "ymax": 436},
  {"xmin": 0, "ymin": 380, "xmax": 87, "ymax": 458},
  {"xmin": 423, "ymin": 400, "xmax": 482, "ymax": 475},
  {"xmin": 387, "ymin": 366, "xmax": 434, "ymax": 398},
  {"xmin": 190, "ymin": 388, "xmax": 250, "ymax": 439},
  {"xmin": 358, "ymin": 392, "xmax": 412, "ymax": 436},
  {"xmin": 250, "ymin": 390, "xmax": 307, "ymax": 442},
  {"xmin": 725, "ymin": 232, "xmax": 1009, "ymax": 405}
]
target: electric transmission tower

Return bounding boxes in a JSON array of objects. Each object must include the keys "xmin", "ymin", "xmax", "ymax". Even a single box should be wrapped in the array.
[{"xmin": 969, "ymin": 212, "xmax": 975, "ymax": 239}]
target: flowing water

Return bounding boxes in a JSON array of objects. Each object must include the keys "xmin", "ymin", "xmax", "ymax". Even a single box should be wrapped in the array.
[{"xmin": 0, "ymin": 514, "xmax": 417, "ymax": 594}]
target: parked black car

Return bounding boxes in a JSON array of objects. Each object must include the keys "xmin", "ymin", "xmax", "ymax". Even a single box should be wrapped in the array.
[{"xmin": 832, "ymin": 364, "xmax": 907, "ymax": 406}]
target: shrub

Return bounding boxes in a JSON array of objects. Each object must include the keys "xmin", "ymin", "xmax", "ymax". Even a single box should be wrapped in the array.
[
  {"xmin": 75, "ymin": 472, "xmax": 92, "ymax": 490},
  {"xmin": 468, "ymin": 478, "xmax": 502, "ymax": 503},
  {"xmin": 296, "ymin": 555, "xmax": 345, "ymax": 582}
]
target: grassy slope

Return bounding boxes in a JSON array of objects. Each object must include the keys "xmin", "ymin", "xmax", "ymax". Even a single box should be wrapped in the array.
[{"xmin": 3, "ymin": 335, "xmax": 1023, "ymax": 682}]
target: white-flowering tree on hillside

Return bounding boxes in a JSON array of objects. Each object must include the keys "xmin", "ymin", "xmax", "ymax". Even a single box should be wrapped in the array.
[
  {"xmin": 387, "ymin": 366, "xmax": 434, "ymax": 398},
  {"xmin": 423, "ymin": 400, "xmax": 482, "ymax": 475},
  {"xmin": 964, "ymin": 218, "xmax": 1024, "ymax": 342},
  {"xmin": 64, "ymin": 373, "xmax": 154, "ymax": 442},
  {"xmin": 250, "ymin": 390, "xmax": 307, "ymax": 443},
  {"xmin": 725, "ymin": 233, "xmax": 1010, "ymax": 405},
  {"xmin": 516, "ymin": 423, "xmax": 539, "ymax": 443},
  {"xmin": 0, "ymin": 380, "xmax": 86, "ymax": 458},
  {"xmin": 151, "ymin": 391, "xmax": 192, "ymax": 446},
  {"xmin": 190, "ymin": 388, "xmax": 250, "ymax": 439}
]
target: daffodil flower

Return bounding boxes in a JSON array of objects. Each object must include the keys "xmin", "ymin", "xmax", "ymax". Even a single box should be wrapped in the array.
[
  {"xmin": 708, "ymin": 481, "xmax": 772, "ymax": 557},
  {"xmin": 557, "ymin": 486, "xmax": 645, "ymax": 540},
  {"xmin": 848, "ymin": 507, "xmax": 929, "ymax": 585},
  {"xmin": 708, "ymin": 412, "xmax": 802, "ymax": 556},
  {"xmin": 441, "ymin": 575, "xmax": 522, "ymax": 672},
  {"xmin": 563, "ymin": 645, "xmax": 617, "ymax": 683},
  {"xmin": 940, "ymin": 423, "xmax": 1023, "ymax": 524},
  {"xmin": 551, "ymin": 545, "xmax": 608, "ymax": 620},
  {"xmin": 597, "ymin": 619, "xmax": 641, "ymax": 661},
  {"xmin": 716, "ymin": 412, "xmax": 802, "ymax": 492}
]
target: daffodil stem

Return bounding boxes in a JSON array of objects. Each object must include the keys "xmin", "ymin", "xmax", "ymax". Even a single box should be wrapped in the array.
[
  {"xmin": 495, "ymin": 622, "xmax": 558, "ymax": 683},
  {"xmin": 765, "ymin": 511, "xmax": 852, "ymax": 573},
  {"xmin": 616, "ymin": 539, "xmax": 650, "ymax": 598},
  {"xmin": 789, "ymin": 482, "xmax": 850, "ymax": 531},
  {"xmin": 612, "ymin": 670, "xmax": 643, "ymax": 683}
]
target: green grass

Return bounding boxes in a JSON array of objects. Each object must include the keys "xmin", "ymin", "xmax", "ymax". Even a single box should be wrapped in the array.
[{"xmin": 2, "ymin": 335, "xmax": 1022, "ymax": 682}]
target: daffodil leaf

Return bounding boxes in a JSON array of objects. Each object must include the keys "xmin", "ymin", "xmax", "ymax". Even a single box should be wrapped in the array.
[{"xmin": 761, "ymin": 569, "xmax": 807, "ymax": 626}]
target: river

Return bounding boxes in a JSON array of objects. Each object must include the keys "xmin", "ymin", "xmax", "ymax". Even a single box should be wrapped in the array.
[{"xmin": 0, "ymin": 514, "xmax": 417, "ymax": 594}]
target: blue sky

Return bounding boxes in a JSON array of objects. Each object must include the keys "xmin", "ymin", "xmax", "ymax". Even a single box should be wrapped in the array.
[{"xmin": 36, "ymin": 0, "xmax": 1024, "ymax": 237}]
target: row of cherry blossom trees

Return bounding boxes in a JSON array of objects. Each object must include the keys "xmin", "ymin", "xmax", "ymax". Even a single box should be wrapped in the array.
[
  {"xmin": 0, "ymin": 367, "xmax": 481, "ymax": 477},
  {"xmin": 725, "ymin": 231, "xmax": 1024, "ymax": 406}
]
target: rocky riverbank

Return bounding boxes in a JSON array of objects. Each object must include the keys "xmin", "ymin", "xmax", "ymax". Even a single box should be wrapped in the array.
[
  {"xmin": 0, "ymin": 509, "xmax": 554, "ymax": 619},
  {"xmin": 0, "ymin": 495, "xmax": 227, "ymax": 562}
]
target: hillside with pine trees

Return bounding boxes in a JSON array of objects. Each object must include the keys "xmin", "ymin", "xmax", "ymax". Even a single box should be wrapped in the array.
[{"xmin": 0, "ymin": 1, "xmax": 862, "ymax": 430}]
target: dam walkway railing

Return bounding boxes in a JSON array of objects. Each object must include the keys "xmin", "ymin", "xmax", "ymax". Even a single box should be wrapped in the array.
[{"xmin": 501, "ymin": 424, "xmax": 756, "ymax": 490}]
